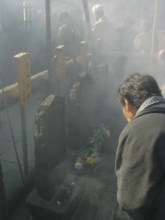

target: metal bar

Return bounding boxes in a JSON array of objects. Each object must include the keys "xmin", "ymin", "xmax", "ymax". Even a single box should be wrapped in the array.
[
  {"xmin": 151, "ymin": 0, "xmax": 158, "ymax": 54},
  {"xmin": 81, "ymin": 0, "xmax": 96, "ymax": 72},
  {"xmin": 20, "ymin": 106, "xmax": 28, "ymax": 176},
  {"xmin": 45, "ymin": 0, "xmax": 52, "ymax": 94},
  {"xmin": 0, "ymin": 161, "xmax": 9, "ymax": 220},
  {"xmin": 150, "ymin": 0, "xmax": 158, "ymax": 71},
  {"xmin": 81, "ymin": 0, "xmax": 93, "ymax": 49}
]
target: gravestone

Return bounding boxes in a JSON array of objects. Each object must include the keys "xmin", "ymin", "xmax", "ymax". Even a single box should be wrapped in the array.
[
  {"xmin": 67, "ymin": 72, "xmax": 91, "ymax": 150},
  {"xmin": 34, "ymin": 95, "xmax": 66, "ymax": 201},
  {"xmin": 27, "ymin": 94, "xmax": 111, "ymax": 220},
  {"xmin": 27, "ymin": 95, "xmax": 87, "ymax": 220}
]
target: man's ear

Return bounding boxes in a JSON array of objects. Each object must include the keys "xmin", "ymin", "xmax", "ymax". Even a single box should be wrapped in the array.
[{"xmin": 124, "ymin": 98, "xmax": 133, "ymax": 112}]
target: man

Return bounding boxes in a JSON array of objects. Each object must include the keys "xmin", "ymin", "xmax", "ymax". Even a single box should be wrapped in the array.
[
  {"xmin": 57, "ymin": 10, "xmax": 81, "ymax": 59},
  {"xmin": 57, "ymin": 10, "xmax": 73, "ymax": 58},
  {"xmin": 134, "ymin": 20, "xmax": 159, "ymax": 53},
  {"xmin": 92, "ymin": 4, "xmax": 115, "ymax": 52},
  {"xmin": 29, "ymin": 10, "xmax": 47, "ymax": 74},
  {"xmin": 114, "ymin": 73, "xmax": 165, "ymax": 220},
  {"xmin": 116, "ymin": 16, "xmax": 137, "ymax": 52}
]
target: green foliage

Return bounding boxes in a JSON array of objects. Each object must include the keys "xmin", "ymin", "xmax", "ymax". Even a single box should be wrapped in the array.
[{"xmin": 82, "ymin": 127, "xmax": 108, "ymax": 157}]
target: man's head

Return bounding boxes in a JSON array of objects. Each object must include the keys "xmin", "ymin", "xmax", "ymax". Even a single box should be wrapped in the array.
[
  {"xmin": 118, "ymin": 73, "xmax": 161, "ymax": 121},
  {"xmin": 92, "ymin": 4, "xmax": 104, "ymax": 21},
  {"xmin": 58, "ymin": 10, "xmax": 70, "ymax": 25}
]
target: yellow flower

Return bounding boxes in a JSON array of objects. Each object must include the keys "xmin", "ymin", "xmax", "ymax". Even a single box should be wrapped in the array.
[
  {"xmin": 86, "ymin": 157, "xmax": 95, "ymax": 165},
  {"xmin": 76, "ymin": 156, "xmax": 83, "ymax": 163}
]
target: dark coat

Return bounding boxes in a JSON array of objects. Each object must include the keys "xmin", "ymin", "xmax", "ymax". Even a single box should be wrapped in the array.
[{"xmin": 115, "ymin": 102, "xmax": 165, "ymax": 220}]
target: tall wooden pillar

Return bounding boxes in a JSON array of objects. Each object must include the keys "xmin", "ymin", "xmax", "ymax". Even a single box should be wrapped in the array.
[{"xmin": 80, "ymin": 41, "xmax": 87, "ymax": 72}]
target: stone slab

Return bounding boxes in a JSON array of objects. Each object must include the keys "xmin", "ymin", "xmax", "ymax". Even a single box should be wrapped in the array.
[
  {"xmin": 34, "ymin": 95, "xmax": 66, "ymax": 201},
  {"xmin": 27, "ymin": 174, "xmax": 84, "ymax": 220}
]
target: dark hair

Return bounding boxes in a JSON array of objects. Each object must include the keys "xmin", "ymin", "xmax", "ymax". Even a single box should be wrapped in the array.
[
  {"xmin": 92, "ymin": 5, "xmax": 104, "ymax": 17},
  {"xmin": 118, "ymin": 73, "xmax": 161, "ymax": 109}
]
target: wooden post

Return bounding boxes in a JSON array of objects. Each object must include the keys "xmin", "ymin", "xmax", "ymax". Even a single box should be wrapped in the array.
[
  {"xmin": 14, "ymin": 52, "xmax": 33, "ymax": 176},
  {"xmin": 56, "ymin": 45, "xmax": 66, "ymax": 95},
  {"xmin": 80, "ymin": 41, "xmax": 87, "ymax": 72},
  {"xmin": 0, "ymin": 53, "xmax": 93, "ymax": 112},
  {"xmin": 96, "ymin": 38, "xmax": 102, "ymax": 63},
  {"xmin": 0, "ymin": 161, "xmax": 9, "ymax": 220}
]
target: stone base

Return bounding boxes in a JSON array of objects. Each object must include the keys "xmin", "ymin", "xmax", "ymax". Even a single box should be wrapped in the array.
[{"xmin": 27, "ymin": 174, "xmax": 84, "ymax": 220}]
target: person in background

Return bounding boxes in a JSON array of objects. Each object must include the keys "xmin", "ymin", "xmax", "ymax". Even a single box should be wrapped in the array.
[
  {"xmin": 115, "ymin": 16, "xmax": 137, "ymax": 75},
  {"xmin": 70, "ymin": 8, "xmax": 85, "ymax": 41},
  {"xmin": 157, "ymin": 49, "xmax": 165, "ymax": 67},
  {"xmin": 28, "ymin": 10, "xmax": 47, "ymax": 74},
  {"xmin": 57, "ymin": 10, "xmax": 72, "ymax": 58},
  {"xmin": 116, "ymin": 16, "xmax": 137, "ymax": 52},
  {"xmin": 92, "ymin": 4, "xmax": 115, "ymax": 53},
  {"xmin": 57, "ymin": 10, "xmax": 81, "ymax": 59},
  {"xmin": 134, "ymin": 20, "xmax": 159, "ymax": 72},
  {"xmin": 134, "ymin": 20, "xmax": 159, "ymax": 53},
  {"xmin": 51, "ymin": 12, "xmax": 60, "ymax": 55},
  {"xmin": 114, "ymin": 73, "xmax": 165, "ymax": 220}
]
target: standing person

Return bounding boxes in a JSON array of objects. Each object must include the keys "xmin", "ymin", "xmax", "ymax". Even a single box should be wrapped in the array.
[
  {"xmin": 134, "ymin": 20, "xmax": 159, "ymax": 53},
  {"xmin": 29, "ymin": 10, "xmax": 47, "ymax": 74},
  {"xmin": 57, "ymin": 10, "xmax": 81, "ymax": 59},
  {"xmin": 92, "ymin": 4, "xmax": 115, "ymax": 52},
  {"xmin": 114, "ymin": 73, "xmax": 165, "ymax": 220},
  {"xmin": 57, "ymin": 10, "xmax": 72, "ymax": 59},
  {"xmin": 116, "ymin": 16, "xmax": 137, "ymax": 52},
  {"xmin": 134, "ymin": 20, "xmax": 159, "ymax": 72}
]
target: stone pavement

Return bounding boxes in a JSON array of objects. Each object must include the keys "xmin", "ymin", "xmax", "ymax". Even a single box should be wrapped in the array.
[{"xmin": 0, "ymin": 93, "xmax": 39, "ymax": 200}]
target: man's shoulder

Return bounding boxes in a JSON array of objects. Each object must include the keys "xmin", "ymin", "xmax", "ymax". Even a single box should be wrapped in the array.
[
  {"xmin": 119, "ymin": 113, "xmax": 146, "ymax": 139},
  {"xmin": 93, "ymin": 17, "xmax": 114, "ymax": 28},
  {"xmin": 59, "ymin": 24, "xmax": 72, "ymax": 31},
  {"xmin": 93, "ymin": 20, "xmax": 102, "ymax": 28},
  {"xmin": 135, "ymin": 102, "xmax": 165, "ymax": 119},
  {"xmin": 121, "ymin": 102, "xmax": 165, "ymax": 137}
]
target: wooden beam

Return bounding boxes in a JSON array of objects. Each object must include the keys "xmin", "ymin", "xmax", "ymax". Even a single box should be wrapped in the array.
[
  {"xmin": 0, "ymin": 70, "xmax": 48, "ymax": 112},
  {"xmin": 0, "ymin": 53, "xmax": 92, "ymax": 112}
]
